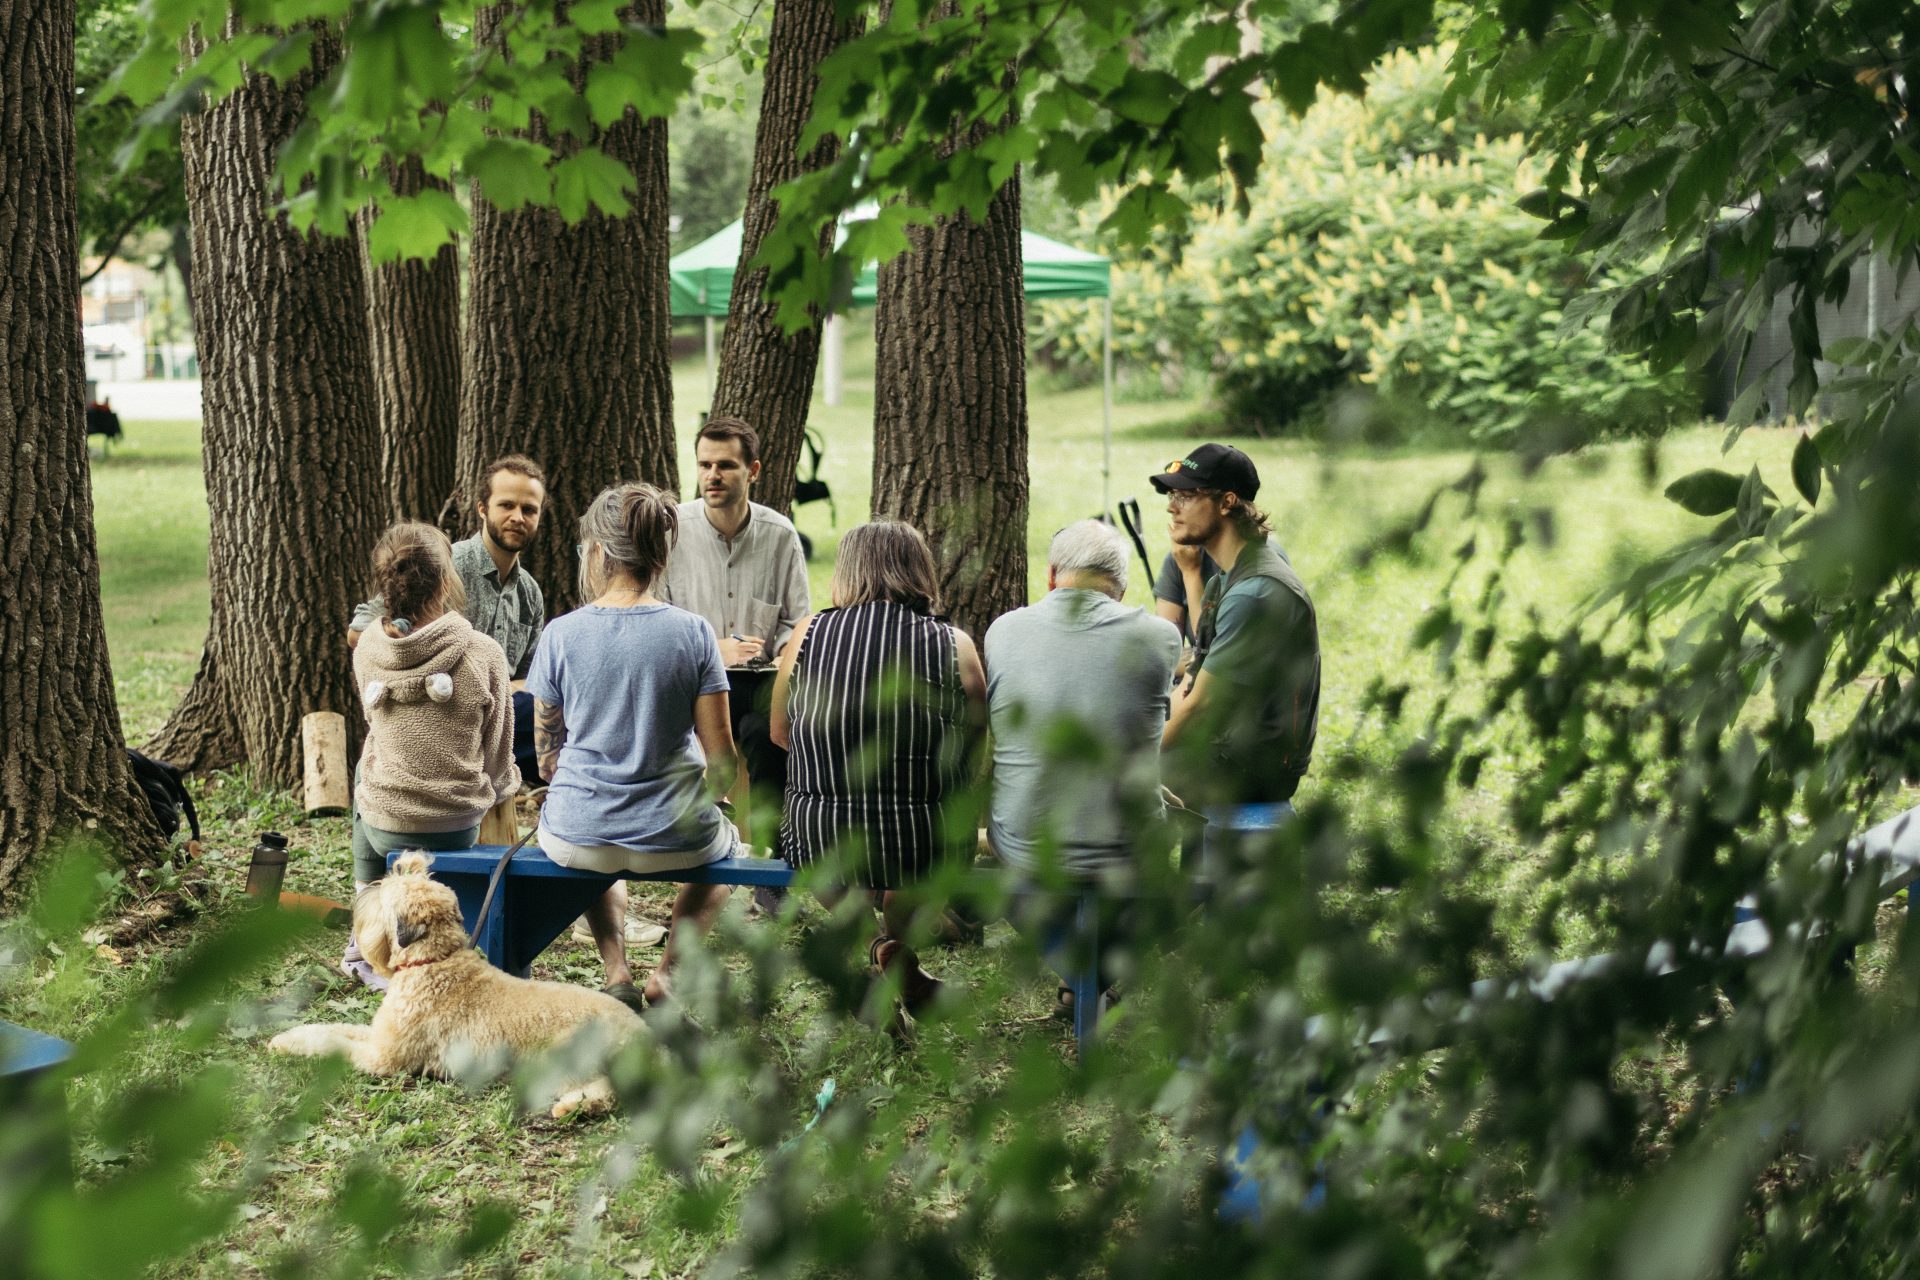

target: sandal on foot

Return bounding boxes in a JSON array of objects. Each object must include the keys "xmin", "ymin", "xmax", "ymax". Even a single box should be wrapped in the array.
[
  {"xmin": 601, "ymin": 981, "xmax": 646, "ymax": 1015},
  {"xmin": 931, "ymin": 906, "xmax": 986, "ymax": 948},
  {"xmin": 1054, "ymin": 983, "xmax": 1119, "ymax": 1020},
  {"xmin": 641, "ymin": 968, "xmax": 673, "ymax": 1006},
  {"xmin": 869, "ymin": 936, "xmax": 945, "ymax": 1017}
]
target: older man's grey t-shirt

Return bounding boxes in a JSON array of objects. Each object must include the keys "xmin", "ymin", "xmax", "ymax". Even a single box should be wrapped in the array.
[{"xmin": 984, "ymin": 590, "xmax": 1181, "ymax": 875}]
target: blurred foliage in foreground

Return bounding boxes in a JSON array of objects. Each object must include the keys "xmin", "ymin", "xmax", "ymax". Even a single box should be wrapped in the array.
[
  {"xmin": 36, "ymin": 0, "xmax": 1920, "ymax": 1274},
  {"xmin": 11, "ymin": 374, "xmax": 1920, "ymax": 1274}
]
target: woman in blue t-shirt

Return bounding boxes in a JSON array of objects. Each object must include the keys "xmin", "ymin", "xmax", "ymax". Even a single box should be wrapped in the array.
[{"xmin": 525, "ymin": 482, "xmax": 739, "ymax": 1010}]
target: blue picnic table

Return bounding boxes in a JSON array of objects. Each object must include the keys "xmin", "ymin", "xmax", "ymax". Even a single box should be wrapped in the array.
[
  {"xmin": 2, "ymin": 1018, "xmax": 76, "ymax": 1186},
  {"xmin": 393, "ymin": 844, "xmax": 1143, "ymax": 1050}
]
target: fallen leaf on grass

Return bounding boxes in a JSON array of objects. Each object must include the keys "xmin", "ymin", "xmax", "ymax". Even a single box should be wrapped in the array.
[{"xmin": 94, "ymin": 944, "xmax": 125, "ymax": 965}]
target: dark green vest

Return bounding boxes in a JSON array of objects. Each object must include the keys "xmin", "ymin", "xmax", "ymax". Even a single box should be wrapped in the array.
[{"xmin": 1192, "ymin": 538, "xmax": 1320, "ymax": 800}]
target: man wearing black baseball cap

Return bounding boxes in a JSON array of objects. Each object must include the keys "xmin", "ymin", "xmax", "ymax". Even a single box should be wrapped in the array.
[{"xmin": 1152, "ymin": 443, "xmax": 1320, "ymax": 807}]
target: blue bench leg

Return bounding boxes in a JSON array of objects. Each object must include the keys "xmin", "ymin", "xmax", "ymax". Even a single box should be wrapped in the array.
[
  {"xmin": 2, "ymin": 1024, "xmax": 75, "ymax": 1192},
  {"xmin": 479, "ymin": 872, "xmax": 514, "ymax": 974},
  {"xmin": 423, "ymin": 866, "xmax": 612, "ymax": 976},
  {"xmin": 1219, "ymin": 1110, "xmax": 1329, "ymax": 1223},
  {"xmin": 1070, "ymin": 893, "xmax": 1101, "ymax": 1053}
]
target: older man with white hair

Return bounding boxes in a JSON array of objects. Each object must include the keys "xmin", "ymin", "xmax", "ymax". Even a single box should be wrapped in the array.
[{"xmin": 984, "ymin": 520, "xmax": 1182, "ymax": 878}]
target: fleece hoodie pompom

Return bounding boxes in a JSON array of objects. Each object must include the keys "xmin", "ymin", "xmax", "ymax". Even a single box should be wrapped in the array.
[{"xmin": 353, "ymin": 611, "xmax": 520, "ymax": 834}]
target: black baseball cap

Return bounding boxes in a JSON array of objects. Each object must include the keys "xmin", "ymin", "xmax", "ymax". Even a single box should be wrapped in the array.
[{"xmin": 1149, "ymin": 443, "xmax": 1260, "ymax": 501}]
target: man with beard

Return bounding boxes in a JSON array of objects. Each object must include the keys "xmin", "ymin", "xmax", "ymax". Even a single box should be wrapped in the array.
[
  {"xmin": 349, "ymin": 454, "xmax": 549, "ymax": 782},
  {"xmin": 659, "ymin": 416, "xmax": 810, "ymax": 851},
  {"xmin": 1153, "ymin": 444, "xmax": 1319, "ymax": 814}
]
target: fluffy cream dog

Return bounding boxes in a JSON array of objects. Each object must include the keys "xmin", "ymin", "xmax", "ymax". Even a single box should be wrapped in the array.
[{"xmin": 269, "ymin": 853, "xmax": 641, "ymax": 1118}]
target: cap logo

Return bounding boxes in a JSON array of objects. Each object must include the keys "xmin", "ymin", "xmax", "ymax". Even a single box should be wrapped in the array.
[{"xmin": 1166, "ymin": 459, "xmax": 1194, "ymax": 473}]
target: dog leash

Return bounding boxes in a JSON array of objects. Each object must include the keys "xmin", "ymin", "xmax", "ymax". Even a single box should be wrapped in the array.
[{"xmin": 468, "ymin": 792, "xmax": 545, "ymax": 948}]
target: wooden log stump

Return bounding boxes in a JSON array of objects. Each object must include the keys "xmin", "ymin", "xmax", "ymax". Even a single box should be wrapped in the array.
[
  {"xmin": 301, "ymin": 711, "xmax": 350, "ymax": 816},
  {"xmin": 478, "ymin": 795, "xmax": 520, "ymax": 845}
]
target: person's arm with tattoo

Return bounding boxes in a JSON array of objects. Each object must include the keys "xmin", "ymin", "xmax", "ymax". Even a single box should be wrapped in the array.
[{"xmin": 534, "ymin": 699, "xmax": 568, "ymax": 782}]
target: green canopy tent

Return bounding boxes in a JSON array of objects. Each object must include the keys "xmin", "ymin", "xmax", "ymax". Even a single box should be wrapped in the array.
[{"xmin": 670, "ymin": 220, "xmax": 1120, "ymax": 511}]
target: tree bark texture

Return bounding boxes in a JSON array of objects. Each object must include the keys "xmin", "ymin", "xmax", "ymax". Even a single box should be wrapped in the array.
[
  {"xmin": 871, "ymin": 174, "xmax": 1030, "ymax": 643},
  {"xmin": 149, "ymin": 31, "xmax": 384, "ymax": 784},
  {"xmin": 0, "ymin": 0, "xmax": 161, "ymax": 897},
  {"xmin": 363, "ymin": 157, "xmax": 463, "ymax": 526},
  {"xmin": 458, "ymin": 2, "xmax": 676, "ymax": 614},
  {"xmin": 710, "ymin": 0, "xmax": 861, "ymax": 515},
  {"xmin": 168, "ymin": 221, "xmax": 194, "ymax": 322}
]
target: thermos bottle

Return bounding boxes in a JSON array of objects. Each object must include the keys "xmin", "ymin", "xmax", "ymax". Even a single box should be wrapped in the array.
[{"xmin": 245, "ymin": 831, "xmax": 289, "ymax": 902}]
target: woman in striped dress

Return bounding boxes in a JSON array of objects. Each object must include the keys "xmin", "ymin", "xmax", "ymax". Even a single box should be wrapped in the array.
[{"xmin": 769, "ymin": 521, "xmax": 987, "ymax": 1016}]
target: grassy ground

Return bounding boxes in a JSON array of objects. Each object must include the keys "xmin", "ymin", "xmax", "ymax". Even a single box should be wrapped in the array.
[{"xmin": 26, "ymin": 339, "xmax": 1852, "ymax": 1276}]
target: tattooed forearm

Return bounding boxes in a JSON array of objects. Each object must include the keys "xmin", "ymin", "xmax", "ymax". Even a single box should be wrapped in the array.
[{"xmin": 534, "ymin": 699, "xmax": 567, "ymax": 781}]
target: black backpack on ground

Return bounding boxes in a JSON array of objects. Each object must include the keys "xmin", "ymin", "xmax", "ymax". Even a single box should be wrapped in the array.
[{"xmin": 127, "ymin": 749, "xmax": 201, "ymax": 845}]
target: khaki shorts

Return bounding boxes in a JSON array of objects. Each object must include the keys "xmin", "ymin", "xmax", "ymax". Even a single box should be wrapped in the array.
[{"xmin": 537, "ymin": 816, "xmax": 739, "ymax": 875}]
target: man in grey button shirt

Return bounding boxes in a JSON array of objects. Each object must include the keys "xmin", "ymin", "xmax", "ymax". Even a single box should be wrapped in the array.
[
  {"xmin": 348, "ymin": 454, "xmax": 549, "ymax": 779},
  {"xmin": 658, "ymin": 417, "xmax": 810, "ymax": 840},
  {"xmin": 659, "ymin": 417, "xmax": 810, "ymax": 661}
]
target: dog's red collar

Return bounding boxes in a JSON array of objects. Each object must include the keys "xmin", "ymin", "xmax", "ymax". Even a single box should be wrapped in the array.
[{"xmin": 390, "ymin": 954, "xmax": 449, "ymax": 973}]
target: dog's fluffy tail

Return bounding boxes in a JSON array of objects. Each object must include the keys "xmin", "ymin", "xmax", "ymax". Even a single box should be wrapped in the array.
[{"xmin": 392, "ymin": 851, "xmax": 435, "ymax": 877}]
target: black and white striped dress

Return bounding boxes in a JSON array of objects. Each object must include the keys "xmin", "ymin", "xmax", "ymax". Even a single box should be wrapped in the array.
[{"xmin": 777, "ymin": 602, "xmax": 971, "ymax": 887}]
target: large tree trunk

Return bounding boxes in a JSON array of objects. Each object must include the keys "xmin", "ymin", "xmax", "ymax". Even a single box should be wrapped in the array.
[
  {"xmin": 148, "ymin": 31, "xmax": 384, "ymax": 783},
  {"xmin": 709, "ymin": 0, "xmax": 861, "ymax": 515},
  {"xmin": 458, "ymin": 2, "xmax": 676, "ymax": 611},
  {"xmin": 363, "ymin": 158, "xmax": 463, "ymax": 526},
  {"xmin": 0, "ymin": 0, "xmax": 160, "ymax": 896},
  {"xmin": 871, "ymin": 171, "xmax": 1029, "ymax": 642}
]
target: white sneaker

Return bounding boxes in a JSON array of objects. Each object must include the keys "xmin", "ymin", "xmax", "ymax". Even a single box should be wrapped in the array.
[{"xmin": 569, "ymin": 916, "xmax": 668, "ymax": 947}]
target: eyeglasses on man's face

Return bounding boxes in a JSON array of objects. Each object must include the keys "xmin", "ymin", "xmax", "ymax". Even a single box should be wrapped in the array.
[{"xmin": 1166, "ymin": 489, "xmax": 1218, "ymax": 509}]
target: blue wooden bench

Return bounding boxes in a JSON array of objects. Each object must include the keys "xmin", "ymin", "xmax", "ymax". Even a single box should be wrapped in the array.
[
  {"xmin": 389, "ymin": 846, "xmax": 795, "ymax": 979},
  {"xmin": 1, "ymin": 1020, "xmax": 73, "ymax": 1094},
  {"xmin": 393, "ymin": 843, "xmax": 1131, "ymax": 1049},
  {"xmin": 389, "ymin": 822, "xmax": 1274, "ymax": 1054},
  {"xmin": 392, "ymin": 804, "xmax": 1297, "ymax": 1055},
  {"xmin": 2, "ymin": 1019, "xmax": 76, "ymax": 1184}
]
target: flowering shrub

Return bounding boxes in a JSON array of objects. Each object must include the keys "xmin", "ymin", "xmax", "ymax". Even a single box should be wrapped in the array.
[
  {"xmin": 1033, "ymin": 190, "xmax": 1203, "ymax": 398},
  {"xmin": 1033, "ymin": 46, "xmax": 1695, "ymax": 447}
]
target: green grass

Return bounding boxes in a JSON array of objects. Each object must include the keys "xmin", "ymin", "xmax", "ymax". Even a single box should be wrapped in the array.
[
  {"xmin": 90, "ymin": 421, "xmax": 211, "ymax": 743},
  {"xmin": 53, "ymin": 346, "xmax": 1841, "ymax": 1277}
]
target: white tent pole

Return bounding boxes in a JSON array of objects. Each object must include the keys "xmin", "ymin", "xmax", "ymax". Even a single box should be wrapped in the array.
[
  {"xmin": 1102, "ymin": 295, "xmax": 1114, "ymax": 517},
  {"xmin": 823, "ymin": 313, "xmax": 845, "ymax": 407},
  {"xmin": 704, "ymin": 315, "xmax": 716, "ymax": 407}
]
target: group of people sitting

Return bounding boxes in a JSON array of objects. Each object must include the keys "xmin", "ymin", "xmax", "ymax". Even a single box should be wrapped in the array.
[{"xmin": 337, "ymin": 418, "xmax": 1321, "ymax": 1024}]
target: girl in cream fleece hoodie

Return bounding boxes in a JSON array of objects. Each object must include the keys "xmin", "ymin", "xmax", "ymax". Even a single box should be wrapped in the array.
[{"xmin": 343, "ymin": 523, "xmax": 520, "ymax": 988}]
